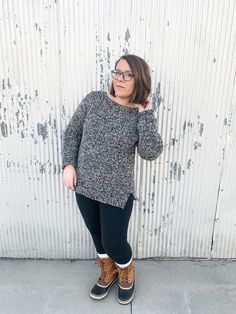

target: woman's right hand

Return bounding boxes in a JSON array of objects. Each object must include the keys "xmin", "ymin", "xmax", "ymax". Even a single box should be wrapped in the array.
[
  {"xmin": 138, "ymin": 98, "xmax": 152, "ymax": 112},
  {"xmin": 63, "ymin": 164, "xmax": 77, "ymax": 191}
]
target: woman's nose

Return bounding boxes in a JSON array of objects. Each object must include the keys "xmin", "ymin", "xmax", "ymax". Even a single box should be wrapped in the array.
[{"xmin": 118, "ymin": 74, "xmax": 125, "ymax": 81}]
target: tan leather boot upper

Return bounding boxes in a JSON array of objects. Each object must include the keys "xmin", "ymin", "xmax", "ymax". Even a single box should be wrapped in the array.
[
  {"xmin": 96, "ymin": 257, "xmax": 118, "ymax": 286},
  {"xmin": 116, "ymin": 260, "xmax": 135, "ymax": 288}
]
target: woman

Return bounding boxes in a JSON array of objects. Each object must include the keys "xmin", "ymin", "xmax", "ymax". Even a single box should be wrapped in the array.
[{"xmin": 62, "ymin": 54, "xmax": 163, "ymax": 305}]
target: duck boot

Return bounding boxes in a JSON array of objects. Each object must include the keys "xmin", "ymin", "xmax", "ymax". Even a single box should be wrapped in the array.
[
  {"xmin": 116, "ymin": 259, "xmax": 135, "ymax": 304},
  {"xmin": 90, "ymin": 257, "xmax": 118, "ymax": 300}
]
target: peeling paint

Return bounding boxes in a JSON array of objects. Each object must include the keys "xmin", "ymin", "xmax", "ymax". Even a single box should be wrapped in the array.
[
  {"xmin": 122, "ymin": 47, "xmax": 129, "ymax": 55},
  {"xmin": 187, "ymin": 159, "xmax": 192, "ymax": 169},
  {"xmin": 228, "ymin": 113, "xmax": 233, "ymax": 126},
  {"xmin": 154, "ymin": 227, "xmax": 160, "ymax": 235},
  {"xmin": 151, "ymin": 191, "xmax": 155, "ymax": 201},
  {"xmin": 178, "ymin": 164, "xmax": 182, "ymax": 180},
  {"xmin": 39, "ymin": 164, "xmax": 46, "ymax": 174},
  {"xmin": 199, "ymin": 122, "xmax": 204, "ymax": 136},
  {"xmin": 170, "ymin": 161, "xmax": 183, "ymax": 180},
  {"xmin": 143, "ymin": 207, "xmax": 154, "ymax": 214},
  {"xmin": 187, "ymin": 121, "xmax": 193, "ymax": 128},
  {"xmin": 37, "ymin": 122, "xmax": 48, "ymax": 140},
  {"xmin": 193, "ymin": 141, "xmax": 201, "ymax": 150},
  {"xmin": 152, "ymin": 175, "xmax": 155, "ymax": 184},
  {"xmin": 34, "ymin": 23, "xmax": 42, "ymax": 33},
  {"xmin": 170, "ymin": 161, "xmax": 178, "ymax": 180},
  {"xmin": 2, "ymin": 79, "xmax": 5, "ymax": 90},
  {"xmin": 169, "ymin": 159, "xmax": 192, "ymax": 180},
  {"xmin": 125, "ymin": 27, "xmax": 130, "ymax": 41},
  {"xmin": 0, "ymin": 121, "xmax": 8, "ymax": 137},
  {"xmin": 7, "ymin": 78, "xmax": 11, "ymax": 89},
  {"xmin": 183, "ymin": 120, "xmax": 186, "ymax": 134},
  {"xmin": 171, "ymin": 138, "xmax": 177, "ymax": 146},
  {"xmin": 152, "ymin": 82, "xmax": 162, "ymax": 109},
  {"xmin": 107, "ymin": 47, "xmax": 111, "ymax": 65},
  {"xmin": 183, "ymin": 120, "xmax": 194, "ymax": 135}
]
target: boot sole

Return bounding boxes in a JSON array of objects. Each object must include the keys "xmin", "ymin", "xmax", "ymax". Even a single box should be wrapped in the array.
[{"xmin": 89, "ymin": 276, "xmax": 118, "ymax": 300}]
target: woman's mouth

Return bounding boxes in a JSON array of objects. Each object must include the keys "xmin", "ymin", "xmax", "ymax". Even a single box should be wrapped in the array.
[{"xmin": 116, "ymin": 85, "xmax": 125, "ymax": 89}]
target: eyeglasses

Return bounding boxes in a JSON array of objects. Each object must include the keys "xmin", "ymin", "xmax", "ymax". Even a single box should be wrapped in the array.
[{"xmin": 111, "ymin": 70, "xmax": 134, "ymax": 81}]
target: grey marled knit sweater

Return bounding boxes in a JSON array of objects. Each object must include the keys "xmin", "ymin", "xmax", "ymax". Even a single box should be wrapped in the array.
[{"xmin": 62, "ymin": 90, "xmax": 163, "ymax": 208}]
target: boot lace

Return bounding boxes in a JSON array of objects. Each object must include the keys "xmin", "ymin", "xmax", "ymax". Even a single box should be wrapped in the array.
[
  {"xmin": 96, "ymin": 259, "xmax": 116, "ymax": 282},
  {"xmin": 118, "ymin": 266, "xmax": 133, "ymax": 285}
]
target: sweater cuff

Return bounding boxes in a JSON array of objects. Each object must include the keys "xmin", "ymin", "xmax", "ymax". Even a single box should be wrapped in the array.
[
  {"xmin": 137, "ymin": 109, "xmax": 155, "ymax": 126},
  {"xmin": 62, "ymin": 162, "xmax": 77, "ymax": 170},
  {"xmin": 138, "ymin": 108, "xmax": 154, "ymax": 116}
]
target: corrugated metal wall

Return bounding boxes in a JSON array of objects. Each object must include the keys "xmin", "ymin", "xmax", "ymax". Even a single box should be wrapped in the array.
[{"xmin": 0, "ymin": 0, "xmax": 235, "ymax": 259}]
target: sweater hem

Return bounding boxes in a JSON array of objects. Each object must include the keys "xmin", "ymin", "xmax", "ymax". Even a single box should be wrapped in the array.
[{"xmin": 74, "ymin": 186, "xmax": 134, "ymax": 209}]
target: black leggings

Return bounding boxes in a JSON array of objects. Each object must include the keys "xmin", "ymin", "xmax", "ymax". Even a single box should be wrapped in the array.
[{"xmin": 75, "ymin": 192, "xmax": 134, "ymax": 264}]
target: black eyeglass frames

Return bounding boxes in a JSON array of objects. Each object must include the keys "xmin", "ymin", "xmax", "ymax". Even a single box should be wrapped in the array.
[{"xmin": 111, "ymin": 70, "xmax": 134, "ymax": 81}]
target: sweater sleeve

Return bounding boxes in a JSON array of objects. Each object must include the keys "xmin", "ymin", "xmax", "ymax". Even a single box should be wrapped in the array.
[
  {"xmin": 61, "ymin": 91, "xmax": 94, "ymax": 170},
  {"xmin": 136, "ymin": 109, "xmax": 163, "ymax": 160}
]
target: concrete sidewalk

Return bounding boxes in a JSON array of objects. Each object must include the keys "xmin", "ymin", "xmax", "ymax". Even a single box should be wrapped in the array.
[{"xmin": 0, "ymin": 258, "xmax": 235, "ymax": 314}]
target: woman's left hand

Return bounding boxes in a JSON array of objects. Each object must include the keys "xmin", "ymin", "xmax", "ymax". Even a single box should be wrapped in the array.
[{"xmin": 138, "ymin": 98, "xmax": 152, "ymax": 112}]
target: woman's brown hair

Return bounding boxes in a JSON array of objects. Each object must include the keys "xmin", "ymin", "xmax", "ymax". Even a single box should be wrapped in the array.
[{"xmin": 109, "ymin": 54, "xmax": 151, "ymax": 105}]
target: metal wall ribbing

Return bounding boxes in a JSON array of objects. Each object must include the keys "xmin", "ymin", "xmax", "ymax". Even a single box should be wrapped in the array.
[{"xmin": 0, "ymin": 0, "xmax": 235, "ymax": 259}]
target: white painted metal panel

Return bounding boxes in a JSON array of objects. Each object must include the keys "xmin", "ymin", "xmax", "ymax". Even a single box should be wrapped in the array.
[
  {"xmin": 0, "ymin": 0, "xmax": 235, "ymax": 259},
  {"xmin": 211, "ymin": 67, "xmax": 236, "ymax": 258},
  {"xmin": 135, "ymin": 0, "xmax": 236, "ymax": 259}
]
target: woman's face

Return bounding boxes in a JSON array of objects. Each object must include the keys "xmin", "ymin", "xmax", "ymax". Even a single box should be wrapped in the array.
[{"xmin": 112, "ymin": 59, "xmax": 135, "ymax": 101}]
